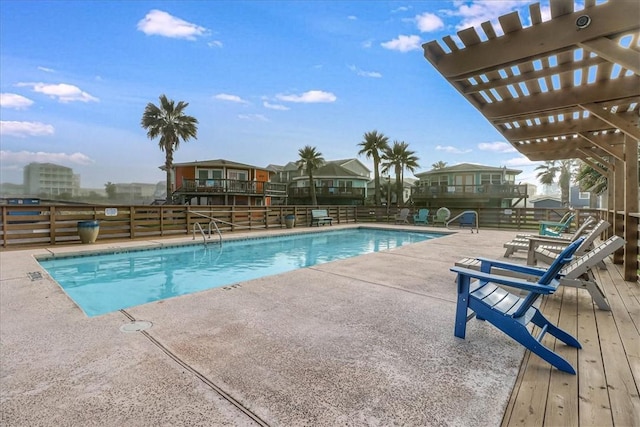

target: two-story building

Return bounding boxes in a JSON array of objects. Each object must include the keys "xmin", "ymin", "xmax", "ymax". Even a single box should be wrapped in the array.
[
  {"xmin": 268, "ymin": 159, "xmax": 371, "ymax": 205},
  {"xmin": 166, "ymin": 159, "xmax": 287, "ymax": 206},
  {"xmin": 411, "ymin": 163, "xmax": 528, "ymax": 209}
]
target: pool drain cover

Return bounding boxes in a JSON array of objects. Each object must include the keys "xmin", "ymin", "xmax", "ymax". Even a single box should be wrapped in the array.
[{"xmin": 120, "ymin": 320, "xmax": 153, "ymax": 332}]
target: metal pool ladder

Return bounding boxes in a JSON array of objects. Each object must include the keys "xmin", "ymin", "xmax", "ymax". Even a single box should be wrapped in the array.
[{"xmin": 193, "ymin": 220, "xmax": 222, "ymax": 245}]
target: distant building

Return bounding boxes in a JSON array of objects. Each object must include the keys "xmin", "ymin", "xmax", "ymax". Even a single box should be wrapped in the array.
[
  {"xmin": 411, "ymin": 163, "xmax": 528, "ymax": 209},
  {"xmin": 23, "ymin": 162, "xmax": 78, "ymax": 197},
  {"xmin": 168, "ymin": 159, "xmax": 286, "ymax": 206},
  {"xmin": 270, "ymin": 158, "xmax": 371, "ymax": 205},
  {"xmin": 113, "ymin": 182, "xmax": 162, "ymax": 203}
]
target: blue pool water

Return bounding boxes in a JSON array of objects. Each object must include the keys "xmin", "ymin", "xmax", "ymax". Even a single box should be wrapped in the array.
[{"xmin": 39, "ymin": 228, "xmax": 444, "ymax": 317}]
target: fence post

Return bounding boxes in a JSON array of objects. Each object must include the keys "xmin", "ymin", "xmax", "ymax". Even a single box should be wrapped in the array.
[
  {"xmin": 130, "ymin": 206, "xmax": 135, "ymax": 239},
  {"xmin": 49, "ymin": 206, "xmax": 56, "ymax": 245}
]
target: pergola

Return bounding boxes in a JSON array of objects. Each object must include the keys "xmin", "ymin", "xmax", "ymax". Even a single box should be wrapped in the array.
[{"xmin": 423, "ymin": 0, "xmax": 639, "ymax": 281}]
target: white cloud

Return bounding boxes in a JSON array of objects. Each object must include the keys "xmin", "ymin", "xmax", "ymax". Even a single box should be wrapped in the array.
[
  {"xmin": 137, "ymin": 10, "xmax": 208, "ymax": 40},
  {"xmin": 504, "ymin": 155, "xmax": 537, "ymax": 167},
  {"xmin": 214, "ymin": 93, "xmax": 249, "ymax": 104},
  {"xmin": 0, "ymin": 93, "xmax": 34, "ymax": 109},
  {"xmin": 0, "ymin": 150, "xmax": 93, "ymax": 165},
  {"xmin": 263, "ymin": 101, "xmax": 289, "ymax": 111},
  {"xmin": 393, "ymin": 6, "xmax": 411, "ymax": 13},
  {"xmin": 208, "ymin": 40, "xmax": 223, "ymax": 48},
  {"xmin": 435, "ymin": 145, "xmax": 472, "ymax": 154},
  {"xmin": 276, "ymin": 90, "xmax": 336, "ymax": 103},
  {"xmin": 37, "ymin": 66, "xmax": 55, "ymax": 73},
  {"xmin": 348, "ymin": 65, "xmax": 382, "ymax": 78},
  {"xmin": 238, "ymin": 114, "xmax": 268, "ymax": 122},
  {"xmin": 0, "ymin": 121, "xmax": 54, "ymax": 137},
  {"xmin": 17, "ymin": 82, "xmax": 98, "ymax": 103},
  {"xmin": 415, "ymin": 12, "xmax": 444, "ymax": 32},
  {"xmin": 478, "ymin": 141, "xmax": 517, "ymax": 153},
  {"xmin": 381, "ymin": 35, "xmax": 422, "ymax": 52},
  {"xmin": 362, "ymin": 40, "xmax": 373, "ymax": 49},
  {"xmin": 444, "ymin": 1, "xmax": 530, "ymax": 32},
  {"xmin": 347, "ymin": 15, "xmax": 357, "ymax": 20}
]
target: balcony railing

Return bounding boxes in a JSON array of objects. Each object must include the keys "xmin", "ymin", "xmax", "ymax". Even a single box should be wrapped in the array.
[
  {"xmin": 411, "ymin": 184, "xmax": 528, "ymax": 199},
  {"xmin": 289, "ymin": 187, "xmax": 366, "ymax": 198},
  {"xmin": 177, "ymin": 179, "xmax": 287, "ymax": 196}
]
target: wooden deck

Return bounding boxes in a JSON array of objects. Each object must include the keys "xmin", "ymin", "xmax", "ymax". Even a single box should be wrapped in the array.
[{"xmin": 502, "ymin": 258, "xmax": 640, "ymax": 426}]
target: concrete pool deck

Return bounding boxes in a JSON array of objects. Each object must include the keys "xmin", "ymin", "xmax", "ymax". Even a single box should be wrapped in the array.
[{"xmin": 1, "ymin": 225, "xmax": 529, "ymax": 426}]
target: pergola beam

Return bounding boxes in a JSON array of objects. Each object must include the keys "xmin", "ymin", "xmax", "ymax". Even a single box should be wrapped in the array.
[
  {"xmin": 481, "ymin": 77, "xmax": 640, "ymax": 119},
  {"xmin": 580, "ymin": 103, "xmax": 640, "ymax": 141},
  {"xmin": 423, "ymin": 1, "xmax": 637, "ymax": 79},
  {"xmin": 578, "ymin": 37, "xmax": 640, "ymax": 75}
]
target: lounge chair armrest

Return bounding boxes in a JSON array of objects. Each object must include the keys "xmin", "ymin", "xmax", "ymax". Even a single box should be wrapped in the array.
[
  {"xmin": 476, "ymin": 257, "xmax": 547, "ymax": 276},
  {"xmin": 527, "ymin": 236, "xmax": 571, "ymax": 243},
  {"xmin": 539, "ymin": 220, "xmax": 567, "ymax": 226},
  {"xmin": 450, "ymin": 266, "xmax": 556, "ymax": 294}
]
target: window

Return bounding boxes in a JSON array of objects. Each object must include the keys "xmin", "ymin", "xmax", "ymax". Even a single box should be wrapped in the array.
[{"xmin": 579, "ymin": 192, "xmax": 590, "ymax": 200}]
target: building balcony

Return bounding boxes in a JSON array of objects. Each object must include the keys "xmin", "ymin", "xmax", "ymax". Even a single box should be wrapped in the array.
[
  {"xmin": 289, "ymin": 187, "xmax": 366, "ymax": 199},
  {"xmin": 176, "ymin": 179, "xmax": 288, "ymax": 197},
  {"xmin": 411, "ymin": 184, "xmax": 528, "ymax": 200}
]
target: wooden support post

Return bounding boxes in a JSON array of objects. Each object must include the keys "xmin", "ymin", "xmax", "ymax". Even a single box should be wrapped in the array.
[
  {"xmin": 613, "ymin": 157, "xmax": 625, "ymax": 264},
  {"xmin": 623, "ymin": 138, "xmax": 639, "ymax": 281},
  {"xmin": 130, "ymin": 206, "xmax": 135, "ymax": 239}
]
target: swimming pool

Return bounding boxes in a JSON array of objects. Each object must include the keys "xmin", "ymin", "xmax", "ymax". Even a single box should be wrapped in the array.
[{"xmin": 38, "ymin": 228, "xmax": 444, "ymax": 316}]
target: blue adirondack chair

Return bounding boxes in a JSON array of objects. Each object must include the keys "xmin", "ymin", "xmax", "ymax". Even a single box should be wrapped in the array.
[
  {"xmin": 450, "ymin": 238, "xmax": 584, "ymax": 374},
  {"xmin": 413, "ymin": 209, "xmax": 430, "ymax": 225}
]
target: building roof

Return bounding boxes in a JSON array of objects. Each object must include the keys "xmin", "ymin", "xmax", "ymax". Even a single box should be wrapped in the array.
[
  {"xmin": 415, "ymin": 163, "xmax": 522, "ymax": 178},
  {"xmin": 292, "ymin": 162, "xmax": 366, "ymax": 180}
]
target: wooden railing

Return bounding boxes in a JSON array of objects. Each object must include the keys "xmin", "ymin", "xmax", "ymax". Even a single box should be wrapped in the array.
[
  {"xmin": 0, "ymin": 205, "xmax": 358, "ymax": 248},
  {"xmin": 289, "ymin": 187, "xmax": 366, "ymax": 198},
  {"xmin": 177, "ymin": 179, "xmax": 288, "ymax": 196},
  {"xmin": 411, "ymin": 184, "xmax": 528, "ymax": 199}
]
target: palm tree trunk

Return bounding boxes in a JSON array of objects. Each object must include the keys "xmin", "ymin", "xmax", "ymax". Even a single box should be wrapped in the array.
[
  {"xmin": 165, "ymin": 146, "xmax": 174, "ymax": 203},
  {"xmin": 373, "ymin": 161, "xmax": 381, "ymax": 205},
  {"xmin": 309, "ymin": 172, "xmax": 317, "ymax": 205}
]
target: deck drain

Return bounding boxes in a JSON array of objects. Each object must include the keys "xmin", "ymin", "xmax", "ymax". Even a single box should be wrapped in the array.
[{"xmin": 120, "ymin": 320, "xmax": 153, "ymax": 332}]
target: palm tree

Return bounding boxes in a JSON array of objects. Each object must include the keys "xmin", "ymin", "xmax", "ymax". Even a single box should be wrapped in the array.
[
  {"xmin": 381, "ymin": 141, "xmax": 420, "ymax": 206},
  {"xmin": 296, "ymin": 145, "xmax": 325, "ymax": 205},
  {"xmin": 431, "ymin": 160, "xmax": 448, "ymax": 170},
  {"xmin": 535, "ymin": 159, "xmax": 575, "ymax": 207},
  {"xmin": 141, "ymin": 94, "xmax": 198, "ymax": 203},
  {"xmin": 575, "ymin": 161, "xmax": 608, "ymax": 208},
  {"xmin": 358, "ymin": 130, "xmax": 390, "ymax": 205}
]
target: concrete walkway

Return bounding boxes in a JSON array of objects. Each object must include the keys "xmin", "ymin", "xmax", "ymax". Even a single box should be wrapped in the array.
[{"xmin": 1, "ymin": 225, "xmax": 527, "ymax": 426}]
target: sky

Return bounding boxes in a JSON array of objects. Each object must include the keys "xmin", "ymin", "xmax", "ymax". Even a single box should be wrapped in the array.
[{"xmin": 0, "ymin": 0, "xmax": 571, "ymax": 189}]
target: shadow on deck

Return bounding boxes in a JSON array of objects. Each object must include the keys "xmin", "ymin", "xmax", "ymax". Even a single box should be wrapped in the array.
[{"xmin": 502, "ymin": 258, "xmax": 640, "ymax": 426}]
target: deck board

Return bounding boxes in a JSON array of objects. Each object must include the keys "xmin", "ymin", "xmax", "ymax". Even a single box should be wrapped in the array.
[{"xmin": 503, "ymin": 259, "xmax": 640, "ymax": 426}]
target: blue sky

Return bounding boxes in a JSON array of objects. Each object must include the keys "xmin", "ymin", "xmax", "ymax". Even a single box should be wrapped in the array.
[{"xmin": 0, "ymin": 0, "xmax": 561, "ymax": 189}]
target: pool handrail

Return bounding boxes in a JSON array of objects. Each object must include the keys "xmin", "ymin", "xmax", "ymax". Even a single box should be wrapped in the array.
[{"xmin": 446, "ymin": 210, "xmax": 479, "ymax": 233}]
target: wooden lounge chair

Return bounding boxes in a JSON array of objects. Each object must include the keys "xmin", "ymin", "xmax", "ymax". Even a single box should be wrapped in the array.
[
  {"xmin": 450, "ymin": 238, "xmax": 584, "ymax": 374},
  {"xmin": 504, "ymin": 219, "xmax": 608, "ymax": 262},
  {"xmin": 515, "ymin": 216, "xmax": 595, "ymax": 240},
  {"xmin": 455, "ymin": 235, "xmax": 625, "ymax": 311},
  {"xmin": 413, "ymin": 209, "xmax": 429, "ymax": 225},
  {"xmin": 539, "ymin": 212, "xmax": 575, "ymax": 236},
  {"xmin": 394, "ymin": 208, "xmax": 410, "ymax": 224}
]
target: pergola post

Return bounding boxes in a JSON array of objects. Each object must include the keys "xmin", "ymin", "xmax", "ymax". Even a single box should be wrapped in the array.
[{"xmin": 623, "ymin": 137, "xmax": 639, "ymax": 280}]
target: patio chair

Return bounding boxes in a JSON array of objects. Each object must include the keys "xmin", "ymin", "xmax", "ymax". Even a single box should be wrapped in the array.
[
  {"xmin": 515, "ymin": 216, "xmax": 595, "ymax": 240},
  {"xmin": 394, "ymin": 208, "xmax": 410, "ymax": 224},
  {"xmin": 504, "ymin": 219, "xmax": 608, "ymax": 262},
  {"xmin": 413, "ymin": 209, "xmax": 429, "ymax": 225},
  {"xmin": 539, "ymin": 212, "xmax": 575, "ymax": 237},
  {"xmin": 434, "ymin": 207, "xmax": 450, "ymax": 226},
  {"xmin": 450, "ymin": 238, "xmax": 584, "ymax": 374},
  {"xmin": 455, "ymin": 235, "xmax": 625, "ymax": 311}
]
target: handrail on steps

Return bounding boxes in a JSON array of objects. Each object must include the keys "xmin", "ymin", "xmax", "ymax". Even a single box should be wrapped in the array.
[
  {"xmin": 446, "ymin": 210, "xmax": 479, "ymax": 233},
  {"xmin": 191, "ymin": 211, "xmax": 223, "ymax": 245}
]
